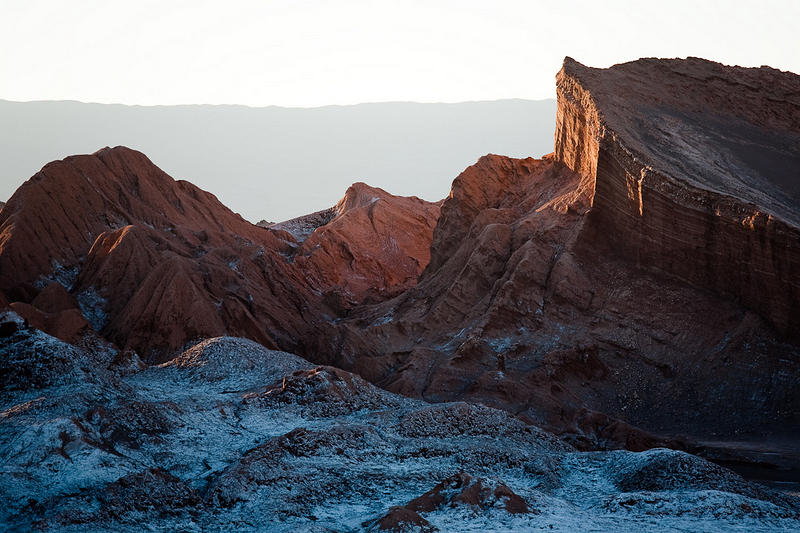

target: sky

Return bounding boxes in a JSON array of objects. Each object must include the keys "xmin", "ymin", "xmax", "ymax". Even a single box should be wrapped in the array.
[{"xmin": 1, "ymin": 0, "xmax": 798, "ymax": 107}]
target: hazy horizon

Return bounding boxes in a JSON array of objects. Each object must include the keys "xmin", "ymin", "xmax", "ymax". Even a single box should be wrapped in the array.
[
  {"xmin": 0, "ymin": 98, "xmax": 556, "ymax": 222},
  {"xmin": 0, "ymin": 96, "xmax": 549, "ymax": 109},
  {"xmin": 2, "ymin": 1, "xmax": 797, "ymax": 107}
]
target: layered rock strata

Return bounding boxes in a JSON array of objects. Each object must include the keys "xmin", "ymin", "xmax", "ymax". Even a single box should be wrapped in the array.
[
  {"xmin": 326, "ymin": 150, "xmax": 799, "ymax": 457},
  {"xmin": 555, "ymin": 57, "xmax": 800, "ymax": 336}
]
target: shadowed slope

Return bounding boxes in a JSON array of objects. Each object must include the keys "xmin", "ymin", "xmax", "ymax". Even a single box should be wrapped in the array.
[{"xmin": 324, "ymin": 144, "xmax": 798, "ymax": 459}]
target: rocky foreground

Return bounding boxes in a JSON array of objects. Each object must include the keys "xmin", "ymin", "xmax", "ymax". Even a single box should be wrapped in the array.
[{"xmin": 1, "ymin": 322, "xmax": 798, "ymax": 531}]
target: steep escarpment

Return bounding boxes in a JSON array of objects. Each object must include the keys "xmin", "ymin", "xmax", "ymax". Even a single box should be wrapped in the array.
[
  {"xmin": 325, "ymin": 149, "xmax": 799, "ymax": 458},
  {"xmin": 555, "ymin": 57, "xmax": 800, "ymax": 336},
  {"xmin": 311, "ymin": 58, "xmax": 800, "ymax": 463}
]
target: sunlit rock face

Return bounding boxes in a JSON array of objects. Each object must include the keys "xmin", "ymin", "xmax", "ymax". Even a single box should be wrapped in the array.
[
  {"xmin": 289, "ymin": 181, "xmax": 441, "ymax": 309},
  {"xmin": 323, "ymin": 151, "xmax": 799, "ymax": 455},
  {"xmin": 0, "ymin": 146, "xmax": 306, "ymax": 360},
  {"xmin": 316, "ymin": 58, "xmax": 800, "ymax": 457},
  {"xmin": 555, "ymin": 56, "xmax": 800, "ymax": 337}
]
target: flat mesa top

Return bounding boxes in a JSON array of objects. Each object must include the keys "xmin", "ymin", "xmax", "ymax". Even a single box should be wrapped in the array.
[{"xmin": 561, "ymin": 57, "xmax": 800, "ymax": 227}]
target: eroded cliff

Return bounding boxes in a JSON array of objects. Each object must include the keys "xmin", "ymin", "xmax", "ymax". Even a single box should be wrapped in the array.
[
  {"xmin": 328, "ymin": 152, "xmax": 799, "ymax": 454},
  {"xmin": 310, "ymin": 58, "xmax": 800, "ymax": 462},
  {"xmin": 555, "ymin": 57, "xmax": 800, "ymax": 336}
]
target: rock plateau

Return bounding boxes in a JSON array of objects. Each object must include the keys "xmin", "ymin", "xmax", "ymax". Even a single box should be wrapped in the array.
[{"xmin": 317, "ymin": 57, "xmax": 800, "ymax": 466}]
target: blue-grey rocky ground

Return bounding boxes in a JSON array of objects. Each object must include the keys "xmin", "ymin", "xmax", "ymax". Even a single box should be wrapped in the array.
[{"xmin": 1, "ymin": 311, "xmax": 798, "ymax": 532}]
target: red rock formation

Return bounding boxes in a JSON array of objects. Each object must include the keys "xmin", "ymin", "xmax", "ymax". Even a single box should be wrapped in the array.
[
  {"xmin": 31, "ymin": 282, "xmax": 80, "ymax": 313},
  {"xmin": 8, "ymin": 302, "xmax": 88, "ymax": 344},
  {"xmin": 370, "ymin": 472, "xmax": 533, "ymax": 526},
  {"xmin": 3, "ymin": 282, "xmax": 88, "ymax": 343},
  {"xmin": 0, "ymin": 147, "xmax": 321, "ymax": 359},
  {"xmin": 370, "ymin": 506, "xmax": 434, "ymax": 532},
  {"xmin": 309, "ymin": 58, "xmax": 800, "ymax": 455},
  {"xmin": 293, "ymin": 182, "xmax": 440, "ymax": 307},
  {"xmin": 368, "ymin": 471, "xmax": 537, "ymax": 529},
  {"xmin": 0, "ymin": 146, "xmax": 272, "ymax": 289},
  {"xmin": 0, "ymin": 147, "xmax": 439, "ymax": 361},
  {"xmin": 326, "ymin": 148, "xmax": 799, "ymax": 453},
  {"xmin": 555, "ymin": 57, "xmax": 800, "ymax": 336}
]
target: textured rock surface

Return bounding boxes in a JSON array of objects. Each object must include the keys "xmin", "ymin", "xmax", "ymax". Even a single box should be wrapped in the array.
[
  {"xmin": 293, "ymin": 183, "xmax": 441, "ymax": 307},
  {"xmin": 0, "ymin": 310, "xmax": 116, "ymax": 390},
  {"xmin": 297, "ymin": 58, "xmax": 800, "ymax": 467},
  {"xmin": 324, "ymin": 152, "xmax": 799, "ymax": 464},
  {"xmin": 7, "ymin": 301, "xmax": 88, "ymax": 344},
  {"xmin": 5, "ymin": 282, "xmax": 88, "ymax": 343},
  {"xmin": 554, "ymin": 57, "xmax": 800, "ymax": 336},
  {"xmin": 398, "ymin": 472, "xmax": 533, "ymax": 514},
  {"xmin": 0, "ymin": 146, "xmax": 439, "ymax": 360},
  {"xmin": 0, "ymin": 147, "xmax": 303, "ymax": 359},
  {"xmin": 269, "ymin": 206, "xmax": 338, "ymax": 242},
  {"xmin": 2, "ymin": 333, "xmax": 795, "ymax": 532}
]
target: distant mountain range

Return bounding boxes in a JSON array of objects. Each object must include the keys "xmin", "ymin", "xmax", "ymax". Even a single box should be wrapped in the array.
[{"xmin": 0, "ymin": 98, "xmax": 555, "ymax": 222}]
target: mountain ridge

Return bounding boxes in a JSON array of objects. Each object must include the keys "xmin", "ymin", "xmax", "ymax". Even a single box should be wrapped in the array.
[{"xmin": 0, "ymin": 146, "xmax": 440, "ymax": 360}]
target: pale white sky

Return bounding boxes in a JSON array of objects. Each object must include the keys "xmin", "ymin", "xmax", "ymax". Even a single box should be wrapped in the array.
[{"xmin": 1, "ymin": 0, "xmax": 798, "ymax": 107}]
